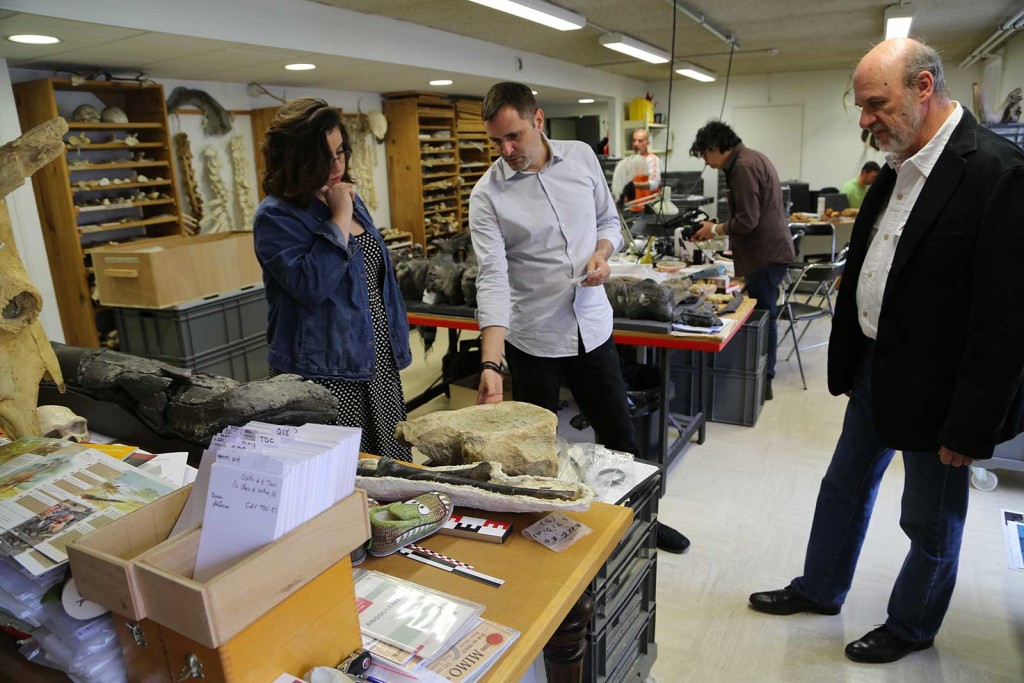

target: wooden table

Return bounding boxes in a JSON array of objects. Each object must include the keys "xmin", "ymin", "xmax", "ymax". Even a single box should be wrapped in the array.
[
  {"xmin": 364, "ymin": 501, "xmax": 633, "ymax": 682},
  {"xmin": 407, "ymin": 297, "xmax": 757, "ymax": 471}
]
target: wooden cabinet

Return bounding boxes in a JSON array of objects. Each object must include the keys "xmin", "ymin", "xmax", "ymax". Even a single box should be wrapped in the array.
[
  {"xmin": 383, "ymin": 92, "xmax": 461, "ymax": 252},
  {"xmin": 453, "ymin": 98, "xmax": 496, "ymax": 231},
  {"xmin": 13, "ymin": 77, "xmax": 184, "ymax": 348}
]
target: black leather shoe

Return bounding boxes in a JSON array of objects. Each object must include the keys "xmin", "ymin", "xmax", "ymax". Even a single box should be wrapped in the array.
[
  {"xmin": 845, "ymin": 625, "xmax": 933, "ymax": 664},
  {"xmin": 748, "ymin": 586, "xmax": 841, "ymax": 615},
  {"xmin": 765, "ymin": 378, "xmax": 774, "ymax": 401},
  {"xmin": 656, "ymin": 524, "xmax": 690, "ymax": 553}
]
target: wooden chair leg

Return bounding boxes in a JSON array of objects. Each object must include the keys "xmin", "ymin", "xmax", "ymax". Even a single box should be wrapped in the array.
[{"xmin": 544, "ymin": 594, "xmax": 595, "ymax": 683}]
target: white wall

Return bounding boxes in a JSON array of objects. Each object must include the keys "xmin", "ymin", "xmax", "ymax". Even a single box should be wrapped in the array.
[
  {"xmin": 1000, "ymin": 32, "xmax": 1024, "ymax": 109},
  {"xmin": 0, "ymin": 60, "xmax": 63, "ymax": 341},
  {"xmin": 647, "ymin": 60, "xmax": 986, "ymax": 216}
]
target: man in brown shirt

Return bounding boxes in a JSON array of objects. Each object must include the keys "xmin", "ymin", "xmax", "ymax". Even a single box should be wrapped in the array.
[{"xmin": 690, "ymin": 122, "xmax": 795, "ymax": 399}]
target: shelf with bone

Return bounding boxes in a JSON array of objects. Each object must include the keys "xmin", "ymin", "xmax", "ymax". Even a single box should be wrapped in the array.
[
  {"xmin": 66, "ymin": 122, "xmax": 164, "ymax": 130},
  {"xmin": 75, "ymin": 198, "xmax": 176, "ymax": 214},
  {"xmin": 14, "ymin": 76, "xmax": 185, "ymax": 348},
  {"xmin": 67, "ymin": 160, "xmax": 171, "ymax": 172},
  {"xmin": 77, "ymin": 214, "xmax": 179, "ymax": 235},
  {"xmin": 71, "ymin": 179, "xmax": 173, "ymax": 193}
]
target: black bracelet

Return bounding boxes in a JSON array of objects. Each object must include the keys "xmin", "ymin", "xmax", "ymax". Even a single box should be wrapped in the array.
[{"xmin": 480, "ymin": 361, "xmax": 502, "ymax": 374}]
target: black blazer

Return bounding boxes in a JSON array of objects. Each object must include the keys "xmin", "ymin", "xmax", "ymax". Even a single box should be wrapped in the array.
[{"xmin": 828, "ymin": 109, "xmax": 1024, "ymax": 458}]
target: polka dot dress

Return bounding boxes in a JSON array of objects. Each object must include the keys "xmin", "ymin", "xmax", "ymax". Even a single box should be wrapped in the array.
[{"xmin": 271, "ymin": 231, "xmax": 411, "ymax": 461}]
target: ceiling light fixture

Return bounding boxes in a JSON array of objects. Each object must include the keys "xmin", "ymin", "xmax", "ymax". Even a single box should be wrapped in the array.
[
  {"xmin": 467, "ymin": 0, "xmax": 585, "ymax": 31},
  {"xmin": 531, "ymin": 90, "xmax": 538, "ymax": 95},
  {"xmin": 675, "ymin": 62, "xmax": 717, "ymax": 83},
  {"xmin": 429, "ymin": 79, "xmax": 454, "ymax": 86},
  {"xmin": 7, "ymin": 34, "xmax": 61, "ymax": 45},
  {"xmin": 578, "ymin": 98, "xmax": 595, "ymax": 104},
  {"xmin": 598, "ymin": 33, "xmax": 669, "ymax": 64},
  {"xmin": 884, "ymin": 3, "xmax": 914, "ymax": 40},
  {"xmin": 284, "ymin": 63, "xmax": 316, "ymax": 71}
]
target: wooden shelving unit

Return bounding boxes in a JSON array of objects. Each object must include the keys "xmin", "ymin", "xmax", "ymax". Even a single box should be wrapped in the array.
[
  {"xmin": 13, "ymin": 77, "xmax": 184, "ymax": 348},
  {"xmin": 453, "ymin": 98, "xmax": 496, "ymax": 231},
  {"xmin": 383, "ymin": 92, "xmax": 461, "ymax": 251}
]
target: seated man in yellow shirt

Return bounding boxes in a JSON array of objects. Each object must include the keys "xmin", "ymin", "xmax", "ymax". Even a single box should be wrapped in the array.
[{"xmin": 840, "ymin": 161, "xmax": 880, "ymax": 209}]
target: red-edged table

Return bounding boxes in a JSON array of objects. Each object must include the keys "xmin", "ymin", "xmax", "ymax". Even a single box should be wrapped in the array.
[{"xmin": 406, "ymin": 297, "xmax": 756, "ymax": 472}]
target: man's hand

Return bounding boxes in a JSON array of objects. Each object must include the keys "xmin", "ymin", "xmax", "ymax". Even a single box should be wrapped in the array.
[
  {"xmin": 692, "ymin": 220, "xmax": 717, "ymax": 242},
  {"xmin": 939, "ymin": 446, "xmax": 975, "ymax": 467},
  {"xmin": 581, "ymin": 252, "xmax": 611, "ymax": 287},
  {"xmin": 477, "ymin": 368, "xmax": 504, "ymax": 404}
]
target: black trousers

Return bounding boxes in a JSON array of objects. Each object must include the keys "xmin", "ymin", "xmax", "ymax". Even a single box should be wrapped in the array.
[{"xmin": 504, "ymin": 335, "xmax": 638, "ymax": 455}]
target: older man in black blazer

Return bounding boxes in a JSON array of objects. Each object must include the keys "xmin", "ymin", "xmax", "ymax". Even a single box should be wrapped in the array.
[{"xmin": 748, "ymin": 38, "xmax": 1024, "ymax": 664}]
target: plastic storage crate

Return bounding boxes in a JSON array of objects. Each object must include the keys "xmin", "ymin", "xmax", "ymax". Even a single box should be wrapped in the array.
[
  {"xmin": 114, "ymin": 285, "xmax": 269, "ymax": 382},
  {"xmin": 670, "ymin": 358, "xmax": 767, "ymax": 427},
  {"xmin": 584, "ymin": 468, "xmax": 659, "ymax": 683},
  {"xmin": 672, "ymin": 308, "xmax": 768, "ymax": 371}
]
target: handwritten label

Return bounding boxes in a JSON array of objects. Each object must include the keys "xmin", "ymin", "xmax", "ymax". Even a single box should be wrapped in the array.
[{"xmin": 522, "ymin": 513, "xmax": 591, "ymax": 552}]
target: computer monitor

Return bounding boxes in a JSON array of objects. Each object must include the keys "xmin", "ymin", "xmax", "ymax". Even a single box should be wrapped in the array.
[{"xmin": 820, "ymin": 193, "xmax": 850, "ymax": 212}]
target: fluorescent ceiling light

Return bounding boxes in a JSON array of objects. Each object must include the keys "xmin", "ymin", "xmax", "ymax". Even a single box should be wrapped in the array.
[
  {"xmin": 599, "ymin": 33, "xmax": 669, "ymax": 64},
  {"xmin": 285, "ymin": 63, "xmax": 316, "ymax": 71},
  {"xmin": 7, "ymin": 34, "xmax": 60, "ymax": 45},
  {"xmin": 467, "ymin": 0, "xmax": 585, "ymax": 31},
  {"xmin": 884, "ymin": 3, "xmax": 914, "ymax": 40},
  {"xmin": 532, "ymin": 90, "xmax": 538, "ymax": 95},
  {"xmin": 429, "ymin": 79, "xmax": 454, "ymax": 86},
  {"xmin": 579, "ymin": 98, "xmax": 595, "ymax": 104},
  {"xmin": 675, "ymin": 62, "xmax": 716, "ymax": 83}
]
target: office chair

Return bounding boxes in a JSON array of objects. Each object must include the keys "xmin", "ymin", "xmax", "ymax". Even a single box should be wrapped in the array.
[{"xmin": 777, "ymin": 248, "xmax": 847, "ymax": 389}]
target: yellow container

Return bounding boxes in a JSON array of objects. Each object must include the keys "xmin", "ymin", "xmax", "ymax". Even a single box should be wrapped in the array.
[{"xmin": 629, "ymin": 98, "xmax": 654, "ymax": 122}]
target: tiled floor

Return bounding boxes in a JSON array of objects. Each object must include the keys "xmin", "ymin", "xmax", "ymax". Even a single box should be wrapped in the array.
[{"xmin": 398, "ymin": 324, "xmax": 1024, "ymax": 682}]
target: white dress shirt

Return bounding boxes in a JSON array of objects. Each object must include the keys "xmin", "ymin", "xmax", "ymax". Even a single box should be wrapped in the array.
[
  {"xmin": 857, "ymin": 102, "xmax": 963, "ymax": 339},
  {"xmin": 644, "ymin": 152, "xmax": 660, "ymax": 190},
  {"xmin": 469, "ymin": 137, "xmax": 622, "ymax": 357}
]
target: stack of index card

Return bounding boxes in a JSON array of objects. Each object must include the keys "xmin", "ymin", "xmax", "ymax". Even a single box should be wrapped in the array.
[{"xmin": 181, "ymin": 422, "xmax": 361, "ymax": 582}]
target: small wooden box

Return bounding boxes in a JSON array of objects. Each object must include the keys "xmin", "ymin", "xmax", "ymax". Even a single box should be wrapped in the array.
[
  {"xmin": 69, "ymin": 488, "xmax": 369, "ymax": 681},
  {"xmin": 91, "ymin": 232, "xmax": 262, "ymax": 309},
  {"xmin": 68, "ymin": 486, "xmax": 194, "ymax": 620}
]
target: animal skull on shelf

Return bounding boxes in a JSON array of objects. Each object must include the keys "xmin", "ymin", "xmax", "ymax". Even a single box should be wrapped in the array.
[{"xmin": 36, "ymin": 405, "xmax": 87, "ymax": 442}]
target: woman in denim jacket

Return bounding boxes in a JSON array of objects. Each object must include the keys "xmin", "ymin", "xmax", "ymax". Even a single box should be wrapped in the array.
[{"xmin": 254, "ymin": 98, "xmax": 412, "ymax": 460}]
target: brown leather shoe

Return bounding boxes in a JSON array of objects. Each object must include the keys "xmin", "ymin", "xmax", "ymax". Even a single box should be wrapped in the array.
[
  {"xmin": 845, "ymin": 625, "xmax": 934, "ymax": 663},
  {"xmin": 748, "ymin": 586, "xmax": 841, "ymax": 615}
]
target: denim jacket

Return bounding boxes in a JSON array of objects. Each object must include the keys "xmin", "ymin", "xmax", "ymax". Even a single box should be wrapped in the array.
[{"xmin": 253, "ymin": 193, "xmax": 411, "ymax": 380}]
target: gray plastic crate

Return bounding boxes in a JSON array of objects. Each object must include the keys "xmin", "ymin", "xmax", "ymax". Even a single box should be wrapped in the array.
[
  {"xmin": 671, "ymin": 308, "xmax": 768, "ymax": 372},
  {"xmin": 671, "ymin": 359, "xmax": 767, "ymax": 427},
  {"xmin": 709, "ymin": 361, "xmax": 767, "ymax": 427},
  {"xmin": 114, "ymin": 285, "xmax": 267, "ymax": 362},
  {"xmin": 190, "ymin": 335, "xmax": 269, "ymax": 382}
]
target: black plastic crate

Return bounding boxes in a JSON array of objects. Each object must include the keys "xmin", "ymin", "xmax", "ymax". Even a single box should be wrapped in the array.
[
  {"xmin": 114, "ymin": 285, "xmax": 267, "ymax": 362},
  {"xmin": 669, "ymin": 364, "xmax": 699, "ymax": 417},
  {"xmin": 605, "ymin": 610, "xmax": 657, "ymax": 683}
]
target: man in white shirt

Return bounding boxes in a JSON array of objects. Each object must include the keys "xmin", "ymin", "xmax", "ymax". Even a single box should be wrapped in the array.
[
  {"xmin": 748, "ymin": 38, "xmax": 1024, "ymax": 663},
  {"xmin": 470, "ymin": 82, "xmax": 691, "ymax": 553},
  {"xmin": 631, "ymin": 128, "xmax": 660, "ymax": 193}
]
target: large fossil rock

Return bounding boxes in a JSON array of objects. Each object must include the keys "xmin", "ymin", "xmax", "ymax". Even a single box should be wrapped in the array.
[{"xmin": 394, "ymin": 401, "xmax": 558, "ymax": 477}]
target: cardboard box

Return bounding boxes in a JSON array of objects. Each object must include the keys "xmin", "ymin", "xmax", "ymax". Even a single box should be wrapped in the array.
[
  {"xmin": 69, "ymin": 487, "xmax": 369, "ymax": 649},
  {"xmin": 92, "ymin": 232, "xmax": 262, "ymax": 309},
  {"xmin": 449, "ymin": 371, "xmax": 513, "ymax": 410}
]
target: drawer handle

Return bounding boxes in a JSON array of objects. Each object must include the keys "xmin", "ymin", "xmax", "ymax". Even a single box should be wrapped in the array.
[
  {"xmin": 126, "ymin": 621, "xmax": 146, "ymax": 647},
  {"xmin": 105, "ymin": 268, "xmax": 139, "ymax": 278},
  {"xmin": 176, "ymin": 653, "xmax": 205, "ymax": 680}
]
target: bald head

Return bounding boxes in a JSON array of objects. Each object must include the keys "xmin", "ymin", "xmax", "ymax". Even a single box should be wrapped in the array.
[
  {"xmin": 632, "ymin": 128, "xmax": 650, "ymax": 155},
  {"xmin": 854, "ymin": 38, "xmax": 953, "ymax": 162}
]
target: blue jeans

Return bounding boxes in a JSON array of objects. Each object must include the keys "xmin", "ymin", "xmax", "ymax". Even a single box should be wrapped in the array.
[
  {"xmin": 790, "ymin": 348, "xmax": 970, "ymax": 642},
  {"xmin": 744, "ymin": 263, "xmax": 788, "ymax": 379}
]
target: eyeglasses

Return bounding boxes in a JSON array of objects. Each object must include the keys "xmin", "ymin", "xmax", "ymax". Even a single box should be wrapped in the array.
[{"xmin": 332, "ymin": 145, "xmax": 353, "ymax": 164}]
